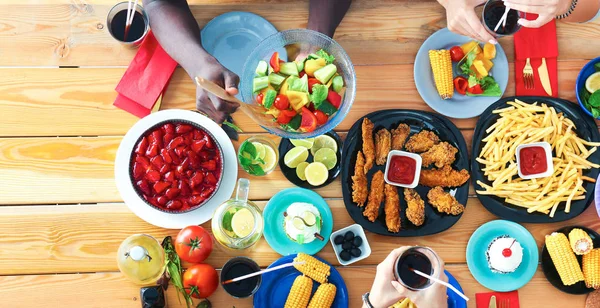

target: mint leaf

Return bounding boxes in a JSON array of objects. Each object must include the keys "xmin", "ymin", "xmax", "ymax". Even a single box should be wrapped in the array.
[
  {"xmin": 589, "ymin": 90, "xmax": 600, "ymax": 107},
  {"xmin": 310, "ymin": 84, "xmax": 329, "ymax": 108},
  {"xmin": 222, "ymin": 210, "xmax": 234, "ymax": 232},
  {"xmin": 595, "ymin": 62, "xmax": 600, "ymax": 72},
  {"xmin": 316, "ymin": 49, "xmax": 335, "ymax": 64}
]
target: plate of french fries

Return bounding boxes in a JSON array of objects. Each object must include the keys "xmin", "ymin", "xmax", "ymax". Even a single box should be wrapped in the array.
[
  {"xmin": 472, "ymin": 97, "xmax": 600, "ymax": 223},
  {"xmin": 541, "ymin": 226, "xmax": 600, "ymax": 294}
]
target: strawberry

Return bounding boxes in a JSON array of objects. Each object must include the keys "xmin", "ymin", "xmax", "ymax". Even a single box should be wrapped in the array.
[
  {"xmin": 165, "ymin": 188, "xmax": 180, "ymax": 199},
  {"xmin": 150, "ymin": 156, "xmax": 164, "ymax": 169},
  {"xmin": 190, "ymin": 172, "xmax": 204, "ymax": 188},
  {"xmin": 179, "ymin": 179, "xmax": 191, "ymax": 196},
  {"xmin": 176, "ymin": 124, "xmax": 193, "ymax": 134},
  {"xmin": 183, "ymin": 132, "xmax": 194, "ymax": 145},
  {"xmin": 160, "ymin": 148, "xmax": 172, "ymax": 164},
  {"xmin": 193, "ymin": 129, "xmax": 204, "ymax": 140},
  {"xmin": 174, "ymin": 146, "xmax": 186, "ymax": 157},
  {"xmin": 200, "ymin": 186, "xmax": 216, "ymax": 198},
  {"xmin": 180, "ymin": 157, "xmax": 190, "ymax": 170},
  {"xmin": 149, "ymin": 130, "xmax": 163, "ymax": 148},
  {"xmin": 180, "ymin": 199, "xmax": 191, "ymax": 211},
  {"xmin": 163, "ymin": 133, "xmax": 175, "ymax": 145},
  {"xmin": 153, "ymin": 181, "xmax": 170, "ymax": 194},
  {"xmin": 204, "ymin": 172, "xmax": 218, "ymax": 185},
  {"xmin": 146, "ymin": 144, "xmax": 159, "ymax": 157},
  {"xmin": 187, "ymin": 150, "xmax": 201, "ymax": 168},
  {"xmin": 186, "ymin": 170, "xmax": 193, "ymax": 177},
  {"xmin": 164, "ymin": 171, "xmax": 175, "ymax": 183},
  {"xmin": 189, "ymin": 195, "xmax": 206, "ymax": 206},
  {"xmin": 166, "ymin": 200, "xmax": 182, "ymax": 210},
  {"xmin": 135, "ymin": 137, "xmax": 149, "ymax": 155},
  {"xmin": 168, "ymin": 136, "xmax": 184, "ymax": 150},
  {"xmin": 145, "ymin": 170, "xmax": 161, "ymax": 183},
  {"xmin": 159, "ymin": 163, "xmax": 170, "ymax": 175},
  {"xmin": 199, "ymin": 150, "xmax": 210, "ymax": 160},
  {"xmin": 135, "ymin": 156, "xmax": 151, "ymax": 170},
  {"xmin": 162, "ymin": 123, "xmax": 175, "ymax": 134},
  {"xmin": 203, "ymin": 135, "xmax": 214, "ymax": 149},
  {"xmin": 191, "ymin": 140, "xmax": 206, "ymax": 153},
  {"xmin": 201, "ymin": 160, "xmax": 217, "ymax": 171},
  {"xmin": 132, "ymin": 162, "xmax": 145, "ymax": 180},
  {"xmin": 157, "ymin": 196, "xmax": 168, "ymax": 206},
  {"xmin": 136, "ymin": 179, "xmax": 151, "ymax": 195},
  {"xmin": 169, "ymin": 149, "xmax": 181, "ymax": 165}
]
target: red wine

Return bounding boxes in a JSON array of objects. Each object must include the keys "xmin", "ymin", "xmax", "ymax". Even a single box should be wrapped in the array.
[
  {"xmin": 484, "ymin": 1, "xmax": 520, "ymax": 35},
  {"xmin": 396, "ymin": 250, "xmax": 433, "ymax": 290},
  {"xmin": 221, "ymin": 257, "xmax": 261, "ymax": 298},
  {"xmin": 110, "ymin": 10, "xmax": 146, "ymax": 42}
]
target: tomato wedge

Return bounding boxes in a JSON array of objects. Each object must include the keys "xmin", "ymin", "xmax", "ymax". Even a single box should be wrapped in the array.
[
  {"xmin": 313, "ymin": 110, "xmax": 328, "ymax": 125},
  {"xmin": 256, "ymin": 92, "xmax": 264, "ymax": 105},
  {"xmin": 327, "ymin": 90, "xmax": 342, "ymax": 108},
  {"xmin": 300, "ymin": 107, "xmax": 317, "ymax": 132},
  {"xmin": 467, "ymin": 84, "xmax": 483, "ymax": 95},
  {"xmin": 453, "ymin": 76, "xmax": 468, "ymax": 95},
  {"xmin": 307, "ymin": 78, "xmax": 321, "ymax": 94},
  {"xmin": 277, "ymin": 109, "xmax": 297, "ymax": 124},
  {"xmin": 270, "ymin": 52, "xmax": 280, "ymax": 73}
]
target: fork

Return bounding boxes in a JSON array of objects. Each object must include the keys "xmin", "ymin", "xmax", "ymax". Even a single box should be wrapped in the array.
[
  {"xmin": 523, "ymin": 58, "xmax": 535, "ymax": 89},
  {"xmin": 499, "ymin": 298, "xmax": 510, "ymax": 308}
]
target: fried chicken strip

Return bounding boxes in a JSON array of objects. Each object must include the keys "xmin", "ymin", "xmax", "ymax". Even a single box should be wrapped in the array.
[
  {"xmin": 362, "ymin": 118, "xmax": 375, "ymax": 173},
  {"xmin": 420, "ymin": 142, "xmax": 458, "ymax": 168},
  {"xmin": 384, "ymin": 184, "xmax": 401, "ymax": 232},
  {"xmin": 404, "ymin": 188, "xmax": 425, "ymax": 226},
  {"xmin": 405, "ymin": 130, "xmax": 440, "ymax": 153},
  {"xmin": 419, "ymin": 165, "xmax": 470, "ymax": 188},
  {"xmin": 375, "ymin": 128, "xmax": 391, "ymax": 165},
  {"xmin": 352, "ymin": 151, "xmax": 368, "ymax": 206},
  {"xmin": 363, "ymin": 170, "xmax": 384, "ymax": 222},
  {"xmin": 427, "ymin": 186, "xmax": 465, "ymax": 215},
  {"xmin": 391, "ymin": 123, "xmax": 410, "ymax": 150}
]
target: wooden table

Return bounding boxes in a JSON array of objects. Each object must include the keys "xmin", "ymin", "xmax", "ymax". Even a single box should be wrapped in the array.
[{"xmin": 1, "ymin": 0, "xmax": 599, "ymax": 307}]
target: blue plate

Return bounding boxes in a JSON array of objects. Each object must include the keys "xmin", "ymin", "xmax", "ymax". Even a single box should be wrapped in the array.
[
  {"xmin": 575, "ymin": 56, "xmax": 600, "ymax": 119},
  {"xmin": 466, "ymin": 220, "xmax": 538, "ymax": 292},
  {"xmin": 445, "ymin": 270, "xmax": 467, "ymax": 308},
  {"xmin": 253, "ymin": 254, "xmax": 348, "ymax": 307},
  {"xmin": 201, "ymin": 12, "xmax": 278, "ymax": 78},
  {"xmin": 263, "ymin": 188, "xmax": 333, "ymax": 256},
  {"xmin": 414, "ymin": 28, "xmax": 509, "ymax": 119}
]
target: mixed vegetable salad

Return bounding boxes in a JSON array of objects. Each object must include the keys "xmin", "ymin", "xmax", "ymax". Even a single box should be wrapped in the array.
[
  {"xmin": 252, "ymin": 49, "xmax": 345, "ymax": 133},
  {"xmin": 580, "ymin": 63, "xmax": 600, "ymax": 118},
  {"xmin": 451, "ymin": 41, "xmax": 502, "ymax": 97}
]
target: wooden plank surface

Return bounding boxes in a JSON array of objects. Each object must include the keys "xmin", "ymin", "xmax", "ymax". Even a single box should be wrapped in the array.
[{"xmin": 0, "ymin": 266, "xmax": 585, "ymax": 308}]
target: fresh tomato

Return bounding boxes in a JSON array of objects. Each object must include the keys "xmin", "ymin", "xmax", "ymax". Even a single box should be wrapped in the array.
[
  {"xmin": 270, "ymin": 52, "xmax": 280, "ymax": 73},
  {"xmin": 467, "ymin": 84, "xmax": 483, "ymax": 94},
  {"xmin": 299, "ymin": 71, "xmax": 306, "ymax": 78},
  {"xmin": 300, "ymin": 107, "xmax": 317, "ymax": 132},
  {"xmin": 273, "ymin": 94, "xmax": 290, "ymax": 110},
  {"xmin": 307, "ymin": 78, "xmax": 321, "ymax": 93},
  {"xmin": 256, "ymin": 93, "xmax": 264, "ymax": 105},
  {"xmin": 313, "ymin": 110, "xmax": 328, "ymax": 125},
  {"xmin": 327, "ymin": 90, "xmax": 342, "ymax": 108},
  {"xmin": 449, "ymin": 46, "xmax": 465, "ymax": 62},
  {"xmin": 174, "ymin": 225, "xmax": 213, "ymax": 263},
  {"xmin": 183, "ymin": 264, "xmax": 219, "ymax": 299},
  {"xmin": 277, "ymin": 109, "xmax": 297, "ymax": 124},
  {"xmin": 453, "ymin": 76, "xmax": 469, "ymax": 95}
]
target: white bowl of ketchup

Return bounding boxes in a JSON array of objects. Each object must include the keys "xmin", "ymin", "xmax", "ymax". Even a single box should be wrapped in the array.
[
  {"xmin": 384, "ymin": 150, "xmax": 422, "ymax": 188},
  {"xmin": 516, "ymin": 142, "xmax": 554, "ymax": 180}
]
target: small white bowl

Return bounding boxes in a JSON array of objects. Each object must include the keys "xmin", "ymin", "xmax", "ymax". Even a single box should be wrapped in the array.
[
  {"xmin": 516, "ymin": 142, "xmax": 554, "ymax": 180},
  {"xmin": 330, "ymin": 224, "xmax": 371, "ymax": 266},
  {"xmin": 384, "ymin": 150, "xmax": 422, "ymax": 188}
]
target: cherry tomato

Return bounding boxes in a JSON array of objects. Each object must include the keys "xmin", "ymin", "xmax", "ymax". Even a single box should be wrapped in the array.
[
  {"xmin": 273, "ymin": 94, "xmax": 290, "ymax": 110},
  {"xmin": 313, "ymin": 110, "xmax": 328, "ymax": 125},
  {"xmin": 449, "ymin": 46, "xmax": 465, "ymax": 62},
  {"xmin": 300, "ymin": 107, "xmax": 317, "ymax": 132},
  {"xmin": 183, "ymin": 264, "xmax": 219, "ymax": 299},
  {"xmin": 269, "ymin": 52, "xmax": 280, "ymax": 73},
  {"xmin": 326, "ymin": 90, "xmax": 342, "ymax": 108},
  {"xmin": 256, "ymin": 93, "xmax": 264, "ymax": 105},
  {"xmin": 175, "ymin": 225, "xmax": 213, "ymax": 263},
  {"xmin": 453, "ymin": 76, "xmax": 469, "ymax": 95}
]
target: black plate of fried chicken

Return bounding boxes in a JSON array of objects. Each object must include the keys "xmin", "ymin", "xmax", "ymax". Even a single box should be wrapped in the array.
[{"xmin": 341, "ymin": 110, "xmax": 470, "ymax": 237}]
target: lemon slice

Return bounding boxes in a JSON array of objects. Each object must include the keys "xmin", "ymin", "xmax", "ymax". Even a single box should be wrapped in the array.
[
  {"xmin": 296, "ymin": 162, "xmax": 309, "ymax": 181},
  {"xmin": 231, "ymin": 208, "xmax": 255, "ymax": 238},
  {"xmin": 292, "ymin": 217, "xmax": 306, "ymax": 230},
  {"xmin": 301, "ymin": 211, "xmax": 317, "ymax": 226},
  {"xmin": 313, "ymin": 148, "xmax": 338, "ymax": 170},
  {"xmin": 259, "ymin": 145, "xmax": 277, "ymax": 172},
  {"xmin": 586, "ymin": 72, "xmax": 600, "ymax": 94},
  {"xmin": 290, "ymin": 138, "xmax": 315, "ymax": 149},
  {"xmin": 284, "ymin": 146, "xmax": 309, "ymax": 168},
  {"xmin": 252, "ymin": 142, "xmax": 266, "ymax": 161},
  {"xmin": 305, "ymin": 162, "xmax": 329, "ymax": 186},
  {"xmin": 311, "ymin": 135, "xmax": 337, "ymax": 156}
]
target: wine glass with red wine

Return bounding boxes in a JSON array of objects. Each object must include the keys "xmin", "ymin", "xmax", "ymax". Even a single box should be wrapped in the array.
[
  {"xmin": 107, "ymin": 1, "xmax": 149, "ymax": 46},
  {"xmin": 482, "ymin": 0, "xmax": 526, "ymax": 37}
]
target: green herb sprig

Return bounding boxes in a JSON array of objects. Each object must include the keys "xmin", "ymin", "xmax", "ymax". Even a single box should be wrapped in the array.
[{"xmin": 161, "ymin": 236, "xmax": 193, "ymax": 308}]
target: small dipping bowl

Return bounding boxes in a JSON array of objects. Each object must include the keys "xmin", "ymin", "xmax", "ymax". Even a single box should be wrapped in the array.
[
  {"xmin": 384, "ymin": 150, "xmax": 422, "ymax": 189},
  {"xmin": 516, "ymin": 142, "xmax": 553, "ymax": 180}
]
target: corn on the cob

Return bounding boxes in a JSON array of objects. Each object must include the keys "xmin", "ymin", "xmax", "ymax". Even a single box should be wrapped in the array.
[
  {"xmin": 583, "ymin": 248, "xmax": 600, "ymax": 289},
  {"xmin": 284, "ymin": 275, "xmax": 313, "ymax": 308},
  {"xmin": 390, "ymin": 298, "xmax": 417, "ymax": 308},
  {"xmin": 307, "ymin": 283, "xmax": 337, "ymax": 308},
  {"xmin": 428, "ymin": 49, "xmax": 454, "ymax": 100},
  {"xmin": 293, "ymin": 253, "xmax": 330, "ymax": 284},
  {"xmin": 569, "ymin": 228, "xmax": 593, "ymax": 255},
  {"xmin": 546, "ymin": 232, "xmax": 585, "ymax": 286}
]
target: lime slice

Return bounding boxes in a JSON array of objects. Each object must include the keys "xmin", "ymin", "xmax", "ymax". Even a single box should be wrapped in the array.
[
  {"xmin": 301, "ymin": 211, "xmax": 317, "ymax": 226},
  {"xmin": 311, "ymin": 135, "xmax": 337, "ymax": 156},
  {"xmin": 291, "ymin": 138, "xmax": 315, "ymax": 149},
  {"xmin": 284, "ymin": 146, "xmax": 309, "ymax": 168},
  {"xmin": 292, "ymin": 217, "xmax": 305, "ymax": 230},
  {"xmin": 231, "ymin": 208, "xmax": 255, "ymax": 238},
  {"xmin": 252, "ymin": 142, "xmax": 266, "ymax": 160},
  {"xmin": 313, "ymin": 148, "xmax": 337, "ymax": 170},
  {"xmin": 259, "ymin": 144, "xmax": 277, "ymax": 172},
  {"xmin": 296, "ymin": 162, "xmax": 309, "ymax": 181},
  {"xmin": 305, "ymin": 162, "xmax": 329, "ymax": 186},
  {"xmin": 586, "ymin": 72, "xmax": 600, "ymax": 94}
]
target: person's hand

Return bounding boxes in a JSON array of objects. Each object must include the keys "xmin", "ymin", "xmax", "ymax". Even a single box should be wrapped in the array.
[
  {"xmin": 440, "ymin": 0, "xmax": 497, "ymax": 44},
  {"xmin": 194, "ymin": 56, "xmax": 240, "ymax": 124},
  {"xmin": 394, "ymin": 269, "xmax": 448, "ymax": 308},
  {"xmin": 504, "ymin": 0, "xmax": 571, "ymax": 28}
]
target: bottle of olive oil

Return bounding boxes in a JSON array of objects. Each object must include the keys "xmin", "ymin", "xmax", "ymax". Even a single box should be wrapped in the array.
[{"xmin": 117, "ymin": 234, "xmax": 166, "ymax": 285}]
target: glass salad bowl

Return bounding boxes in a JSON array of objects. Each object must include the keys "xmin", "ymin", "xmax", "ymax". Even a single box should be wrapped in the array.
[{"xmin": 241, "ymin": 29, "xmax": 356, "ymax": 139}]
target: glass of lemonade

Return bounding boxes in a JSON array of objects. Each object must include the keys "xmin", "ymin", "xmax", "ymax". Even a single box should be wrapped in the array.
[
  {"xmin": 238, "ymin": 136, "xmax": 279, "ymax": 176},
  {"xmin": 212, "ymin": 178, "xmax": 263, "ymax": 250}
]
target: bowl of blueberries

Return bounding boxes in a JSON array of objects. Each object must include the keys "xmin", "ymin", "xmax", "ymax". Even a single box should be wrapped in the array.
[{"xmin": 330, "ymin": 224, "xmax": 371, "ymax": 266}]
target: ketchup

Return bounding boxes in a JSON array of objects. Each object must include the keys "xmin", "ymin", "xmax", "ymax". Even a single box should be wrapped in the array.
[
  {"xmin": 519, "ymin": 146, "xmax": 547, "ymax": 176},
  {"xmin": 388, "ymin": 155, "xmax": 417, "ymax": 185}
]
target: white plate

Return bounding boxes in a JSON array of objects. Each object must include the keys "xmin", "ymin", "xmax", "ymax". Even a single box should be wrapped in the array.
[{"xmin": 114, "ymin": 110, "xmax": 237, "ymax": 229}]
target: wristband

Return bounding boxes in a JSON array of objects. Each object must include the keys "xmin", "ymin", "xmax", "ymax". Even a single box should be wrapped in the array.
[
  {"xmin": 557, "ymin": 0, "xmax": 578, "ymax": 19},
  {"xmin": 362, "ymin": 292, "xmax": 375, "ymax": 308}
]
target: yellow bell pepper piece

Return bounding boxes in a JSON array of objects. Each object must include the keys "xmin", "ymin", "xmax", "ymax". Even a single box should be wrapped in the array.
[
  {"xmin": 460, "ymin": 41, "xmax": 481, "ymax": 56},
  {"xmin": 472, "ymin": 60, "xmax": 488, "ymax": 77},
  {"xmin": 483, "ymin": 43, "xmax": 496, "ymax": 60},
  {"xmin": 286, "ymin": 91, "xmax": 310, "ymax": 111},
  {"xmin": 304, "ymin": 58, "xmax": 326, "ymax": 77}
]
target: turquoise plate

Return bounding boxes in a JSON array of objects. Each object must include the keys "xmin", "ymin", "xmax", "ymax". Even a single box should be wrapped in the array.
[
  {"xmin": 466, "ymin": 220, "xmax": 538, "ymax": 292},
  {"xmin": 263, "ymin": 188, "xmax": 333, "ymax": 256}
]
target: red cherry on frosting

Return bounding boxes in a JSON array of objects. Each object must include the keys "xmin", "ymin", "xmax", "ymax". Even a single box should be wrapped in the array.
[{"xmin": 502, "ymin": 248, "xmax": 512, "ymax": 257}]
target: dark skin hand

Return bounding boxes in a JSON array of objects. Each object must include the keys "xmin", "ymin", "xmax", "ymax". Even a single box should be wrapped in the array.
[{"xmin": 142, "ymin": 0, "xmax": 239, "ymax": 124}]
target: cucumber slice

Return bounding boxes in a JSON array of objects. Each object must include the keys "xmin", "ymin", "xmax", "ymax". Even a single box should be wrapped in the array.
[
  {"xmin": 253, "ymin": 76, "xmax": 269, "ymax": 93},
  {"xmin": 280, "ymin": 62, "xmax": 299, "ymax": 76},
  {"xmin": 332, "ymin": 75, "xmax": 344, "ymax": 93},
  {"xmin": 268, "ymin": 73, "xmax": 286, "ymax": 89},
  {"xmin": 287, "ymin": 114, "xmax": 302, "ymax": 130},
  {"xmin": 317, "ymin": 100, "xmax": 338, "ymax": 116},
  {"xmin": 255, "ymin": 60, "xmax": 268, "ymax": 77},
  {"xmin": 314, "ymin": 64, "xmax": 337, "ymax": 84},
  {"xmin": 295, "ymin": 60, "xmax": 304, "ymax": 73}
]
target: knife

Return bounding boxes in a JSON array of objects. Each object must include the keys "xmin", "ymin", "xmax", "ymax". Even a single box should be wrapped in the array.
[
  {"xmin": 489, "ymin": 295, "xmax": 497, "ymax": 308},
  {"xmin": 538, "ymin": 58, "xmax": 552, "ymax": 96}
]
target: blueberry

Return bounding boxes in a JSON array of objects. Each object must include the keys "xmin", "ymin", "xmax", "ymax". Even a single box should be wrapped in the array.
[
  {"xmin": 334, "ymin": 235, "xmax": 344, "ymax": 245},
  {"xmin": 351, "ymin": 247, "xmax": 362, "ymax": 257},
  {"xmin": 344, "ymin": 231, "xmax": 355, "ymax": 241},
  {"xmin": 353, "ymin": 236, "xmax": 363, "ymax": 247},
  {"xmin": 340, "ymin": 250, "xmax": 351, "ymax": 261},
  {"xmin": 342, "ymin": 241, "xmax": 353, "ymax": 250}
]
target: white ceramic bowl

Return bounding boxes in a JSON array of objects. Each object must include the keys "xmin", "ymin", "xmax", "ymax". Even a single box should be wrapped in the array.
[
  {"xmin": 516, "ymin": 142, "xmax": 553, "ymax": 180},
  {"xmin": 384, "ymin": 150, "xmax": 422, "ymax": 188},
  {"xmin": 330, "ymin": 224, "xmax": 371, "ymax": 266},
  {"xmin": 114, "ymin": 110, "xmax": 238, "ymax": 229}
]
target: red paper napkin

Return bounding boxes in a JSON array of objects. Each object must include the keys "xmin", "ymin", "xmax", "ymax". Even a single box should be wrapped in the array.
[
  {"xmin": 114, "ymin": 31, "xmax": 178, "ymax": 117},
  {"xmin": 513, "ymin": 15, "xmax": 558, "ymax": 97},
  {"xmin": 476, "ymin": 291, "xmax": 520, "ymax": 308}
]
